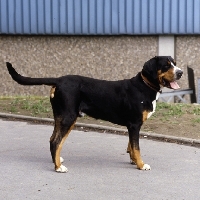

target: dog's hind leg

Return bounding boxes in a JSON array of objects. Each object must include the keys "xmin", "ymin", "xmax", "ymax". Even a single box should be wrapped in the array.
[
  {"xmin": 50, "ymin": 117, "xmax": 64, "ymax": 164},
  {"xmin": 50, "ymin": 117, "xmax": 76, "ymax": 173},
  {"xmin": 126, "ymin": 142, "xmax": 136, "ymax": 165}
]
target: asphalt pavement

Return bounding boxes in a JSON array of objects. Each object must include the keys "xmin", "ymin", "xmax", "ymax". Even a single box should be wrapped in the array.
[{"xmin": 0, "ymin": 119, "xmax": 200, "ymax": 200}]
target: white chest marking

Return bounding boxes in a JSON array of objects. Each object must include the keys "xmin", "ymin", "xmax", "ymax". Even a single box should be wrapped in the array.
[{"xmin": 147, "ymin": 92, "xmax": 160, "ymax": 119}]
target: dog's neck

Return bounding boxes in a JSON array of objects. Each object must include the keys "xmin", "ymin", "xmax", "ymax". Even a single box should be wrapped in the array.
[{"xmin": 140, "ymin": 72, "xmax": 162, "ymax": 93}]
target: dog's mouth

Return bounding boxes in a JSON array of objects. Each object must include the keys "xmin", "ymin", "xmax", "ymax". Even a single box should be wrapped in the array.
[
  {"xmin": 162, "ymin": 78, "xmax": 180, "ymax": 89},
  {"xmin": 160, "ymin": 69, "xmax": 183, "ymax": 90}
]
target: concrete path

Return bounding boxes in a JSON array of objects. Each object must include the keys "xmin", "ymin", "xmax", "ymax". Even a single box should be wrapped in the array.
[{"xmin": 0, "ymin": 119, "xmax": 199, "ymax": 200}]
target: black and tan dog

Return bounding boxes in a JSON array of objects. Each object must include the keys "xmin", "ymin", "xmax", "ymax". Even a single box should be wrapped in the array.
[{"xmin": 6, "ymin": 56, "xmax": 183, "ymax": 172}]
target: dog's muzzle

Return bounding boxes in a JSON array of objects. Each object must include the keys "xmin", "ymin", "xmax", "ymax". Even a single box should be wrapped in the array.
[{"xmin": 176, "ymin": 70, "xmax": 183, "ymax": 80}]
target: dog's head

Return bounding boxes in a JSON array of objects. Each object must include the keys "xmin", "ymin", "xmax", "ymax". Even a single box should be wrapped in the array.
[{"xmin": 142, "ymin": 56, "xmax": 183, "ymax": 89}]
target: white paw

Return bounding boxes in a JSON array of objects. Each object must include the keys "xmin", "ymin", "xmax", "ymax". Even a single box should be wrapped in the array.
[
  {"xmin": 60, "ymin": 157, "xmax": 64, "ymax": 163},
  {"xmin": 142, "ymin": 164, "xmax": 151, "ymax": 170},
  {"xmin": 56, "ymin": 164, "xmax": 68, "ymax": 173}
]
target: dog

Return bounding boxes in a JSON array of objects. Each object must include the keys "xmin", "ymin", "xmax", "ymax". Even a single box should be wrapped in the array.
[{"xmin": 6, "ymin": 56, "xmax": 183, "ymax": 172}]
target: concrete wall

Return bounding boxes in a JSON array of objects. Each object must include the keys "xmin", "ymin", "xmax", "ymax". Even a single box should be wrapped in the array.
[
  {"xmin": 1, "ymin": 35, "xmax": 199, "ymax": 100},
  {"xmin": 176, "ymin": 36, "xmax": 200, "ymax": 92},
  {"xmin": 0, "ymin": 36, "xmax": 157, "ymax": 96}
]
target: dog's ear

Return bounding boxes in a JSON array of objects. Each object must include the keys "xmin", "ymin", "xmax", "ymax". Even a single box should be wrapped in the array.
[
  {"xmin": 142, "ymin": 56, "xmax": 158, "ymax": 79},
  {"xmin": 154, "ymin": 56, "xmax": 158, "ymax": 60}
]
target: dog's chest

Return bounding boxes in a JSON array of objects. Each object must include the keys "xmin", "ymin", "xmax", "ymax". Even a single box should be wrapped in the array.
[{"xmin": 147, "ymin": 92, "xmax": 160, "ymax": 119}]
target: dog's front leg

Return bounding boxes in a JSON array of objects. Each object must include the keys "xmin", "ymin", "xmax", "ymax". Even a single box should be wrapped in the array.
[{"xmin": 127, "ymin": 123, "xmax": 151, "ymax": 170}]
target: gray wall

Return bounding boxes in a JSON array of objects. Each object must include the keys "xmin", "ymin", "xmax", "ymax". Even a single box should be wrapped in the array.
[
  {"xmin": 1, "ymin": 35, "xmax": 199, "ymax": 99},
  {"xmin": 1, "ymin": 36, "xmax": 157, "ymax": 96},
  {"xmin": 176, "ymin": 36, "xmax": 200, "ymax": 96}
]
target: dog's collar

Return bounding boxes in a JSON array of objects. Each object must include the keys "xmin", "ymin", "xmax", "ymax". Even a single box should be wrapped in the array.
[{"xmin": 141, "ymin": 73, "xmax": 162, "ymax": 93}]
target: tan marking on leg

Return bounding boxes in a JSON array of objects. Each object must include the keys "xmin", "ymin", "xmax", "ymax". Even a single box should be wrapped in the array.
[
  {"xmin": 128, "ymin": 143, "xmax": 144, "ymax": 169},
  {"xmin": 142, "ymin": 110, "xmax": 149, "ymax": 122},
  {"xmin": 127, "ymin": 142, "xmax": 136, "ymax": 164},
  {"xmin": 55, "ymin": 122, "xmax": 76, "ymax": 170},
  {"xmin": 50, "ymin": 117, "xmax": 62, "ymax": 142},
  {"xmin": 50, "ymin": 86, "xmax": 56, "ymax": 98},
  {"xmin": 132, "ymin": 149, "xmax": 144, "ymax": 169}
]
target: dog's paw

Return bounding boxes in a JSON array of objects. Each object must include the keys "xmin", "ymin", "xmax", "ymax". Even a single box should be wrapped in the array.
[
  {"xmin": 56, "ymin": 165, "xmax": 68, "ymax": 173},
  {"xmin": 141, "ymin": 164, "xmax": 151, "ymax": 170},
  {"xmin": 60, "ymin": 157, "xmax": 64, "ymax": 163},
  {"xmin": 130, "ymin": 159, "xmax": 136, "ymax": 165}
]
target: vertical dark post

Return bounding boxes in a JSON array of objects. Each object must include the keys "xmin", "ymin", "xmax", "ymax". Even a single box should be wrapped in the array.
[{"xmin": 187, "ymin": 66, "xmax": 196, "ymax": 103}]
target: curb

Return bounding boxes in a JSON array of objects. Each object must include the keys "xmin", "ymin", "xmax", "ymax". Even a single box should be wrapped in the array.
[{"xmin": 0, "ymin": 112, "xmax": 199, "ymax": 148}]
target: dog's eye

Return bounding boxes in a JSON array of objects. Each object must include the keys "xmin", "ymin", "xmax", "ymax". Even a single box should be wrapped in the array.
[
  {"xmin": 164, "ymin": 65, "xmax": 170, "ymax": 69},
  {"xmin": 162, "ymin": 65, "xmax": 171, "ymax": 72}
]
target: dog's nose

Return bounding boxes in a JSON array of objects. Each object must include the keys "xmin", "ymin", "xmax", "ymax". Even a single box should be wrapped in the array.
[{"xmin": 176, "ymin": 70, "xmax": 183, "ymax": 79}]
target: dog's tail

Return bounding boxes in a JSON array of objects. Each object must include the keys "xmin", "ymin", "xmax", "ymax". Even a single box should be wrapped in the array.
[{"xmin": 6, "ymin": 62, "xmax": 58, "ymax": 86}]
